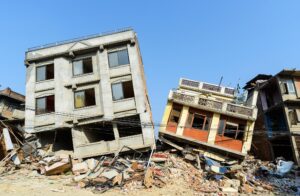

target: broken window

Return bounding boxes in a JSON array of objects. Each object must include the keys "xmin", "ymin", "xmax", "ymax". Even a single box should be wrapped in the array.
[
  {"xmin": 82, "ymin": 122, "xmax": 115, "ymax": 142},
  {"xmin": 281, "ymin": 79, "xmax": 296, "ymax": 94},
  {"xmin": 288, "ymin": 109, "xmax": 300, "ymax": 125},
  {"xmin": 111, "ymin": 81, "xmax": 134, "ymax": 101},
  {"xmin": 73, "ymin": 57, "xmax": 93, "ymax": 76},
  {"xmin": 36, "ymin": 64, "xmax": 54, "ymax": 82},
  {"xmin": 191, "ymin": 114, "xmax": 211, "ymax": 130},
  {"xmin": 169, "ymin": 104, "xmax": 182, "ymax": 124},
  {"xmin": 36, "ymin": 95, "xmax": 55, "ymax": 115},
  {"xmin": 108, "ymin": 49, "xmax": 130, "ymax": 68},
  {"xmin": 117, "ymin": 115, "xmax": 142, "ymax": 137},
  {"xmin": 74, "ymin": 88, "xmax": 96, "ymax": 108},
  {"xmin": 218, "ymin": 117, "xmax": 246, "ymax": 140}
]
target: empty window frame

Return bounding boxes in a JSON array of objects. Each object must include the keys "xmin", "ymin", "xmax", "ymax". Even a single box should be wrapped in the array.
[
  {"xmin": 117, "ymin": 115, "xmax": 142, "ymax": 137},
  {"xmin": 168, "ymin": 104, "xmax": 183, "ymax": 124},
  {"xmin": 36, "ymin": 64, "xmax": 54, "ymax": 82},
  {"xmin": 281, "ymin": 79, "xmax": 296, "ymax": 95},
  {"xmin": 74, "ymin": 88, "xmax": 96, "ymax": 108},
  {"xmin": 73, "ymin": 57, "xmax": 93, "ymax": 76},
  {"xmin": 108, "ymin": 49, "xmax": 130, "ymax": 68},
  {"xmin": 190, "ymin": 113, "xmax": 211, "ymax": 130},
  {"xmin": 111, "ymin": 81, "xmax": 134, "ymax": 101},
  {"xmin": 218, "ymin": 119, "xmax": 245, "ymax": 140},
  {"xmin": 36, "ymin": 95, "xmax": 55, "ymax": 115}
]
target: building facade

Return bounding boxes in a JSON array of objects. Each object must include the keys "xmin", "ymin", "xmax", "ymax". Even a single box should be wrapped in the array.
[
  {"xmin": 246, "ymin": 69, "xmax": 300, "ymax": 165},
  {"xmin": 25, "ymin": 29, "xmax": 155, "ymax": 158},
  {"xmin": 159, "ymin": 78, "xmax": 258, "ymax": 160}
]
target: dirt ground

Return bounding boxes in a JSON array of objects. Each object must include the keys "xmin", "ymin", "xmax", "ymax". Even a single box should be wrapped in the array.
[{"xmin": 0, "ymin": 169, "xmax": 196, "ymax": 196}]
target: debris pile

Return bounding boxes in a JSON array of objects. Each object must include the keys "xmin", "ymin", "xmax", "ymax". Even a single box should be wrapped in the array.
[{"xmin": 1, "ymin": 142, "xmax": 299, "ymax": 195}]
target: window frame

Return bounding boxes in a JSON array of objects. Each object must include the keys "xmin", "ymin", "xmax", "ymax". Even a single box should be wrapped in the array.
[
  {"xmin": 168, "ymin": 104, "xmax": 183, "ymax": 124},
  {"xmin": 218, "ymin": 119, "xmax": 245, "ymax": 140},
  {"xmin": 36, "ymin": 63, "xmax": 54, "ymax": 82},
  {"xmin": 35, "ymin": 95, "xmax": 55, "ymax": 115},
  {"xmin": 108, "ymin": 48, "xmax": 130, "ymax": 68},
  {"xmin": 191, "ymin": 113, "xmax": 207, "ymax": 130},
  {"xmin": 74, "ymin": 88, "xmax": 96, "ymax": 109},
  {"xmin": 111, "ymin": 80, "xmax": 135, "ymax": 101},
  {"xmin": 72, "ymin": 57, "xmax": 94, "ymax": 76}
]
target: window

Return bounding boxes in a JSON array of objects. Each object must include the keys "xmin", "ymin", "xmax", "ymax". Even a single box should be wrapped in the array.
[
  {"xmin": 36, "ymin": 95, "xmax": 55, "ymax": 115},
  {"xmin": 169, "ymin": 104, "xmax": 182, "ymax": 124},
  {"xmin": 111, "ymin": 81, "xmax": 134, "ymax": 101},
  {"xmin": 74, "ymin": 88, "xmax": 96, "ymax": 108},
  {"xmin": 108, "ymin": 49, "xmax": 129, "ymax": 68},
  {"xmin": 36, "ymin": 64, "xmax": 54, "ymax": 82},
  {"xmin": 191, "ymin": 114, "xmax": 211, "ymax": 130},
  {"xmin": 218, "ymin": 119, "xmax": 245, "ymax": 140},
  {"xmin": 73, "ymin": 57, "xmax": 93, "ymax": 76},
  {"xmin": 281, "ymin": 79, "xmax": 296, "ymax": 94}
]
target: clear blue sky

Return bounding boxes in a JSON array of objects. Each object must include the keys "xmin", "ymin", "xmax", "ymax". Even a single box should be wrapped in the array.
[{"xmin": 0, "ymin": 1, "xmax": 299, "ymax": 127}]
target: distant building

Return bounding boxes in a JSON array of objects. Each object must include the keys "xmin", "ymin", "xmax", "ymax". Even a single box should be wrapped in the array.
[
  {"xmin": 159, "ymin": 78, "xmax": 258, "ymax": 160},
  {"xmin": 0, "ymin": 88, "xmax": 25, "ymax": 120},
  {"xmin": 25, "ymin": 28, "xmax": 155, "ymax": 158},
  {"xmin": 245, "ymin": 69, "xmax": 300, "ymax": 165}
]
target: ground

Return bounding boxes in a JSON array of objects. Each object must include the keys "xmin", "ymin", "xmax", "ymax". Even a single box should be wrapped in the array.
[{"xmin": 0, "ymin": 169, "xmax": 196, "ymax": 196}]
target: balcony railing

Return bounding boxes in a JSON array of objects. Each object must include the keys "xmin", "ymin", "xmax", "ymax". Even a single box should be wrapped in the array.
[
  {"xmin": 172, "ymin": 92, "xmax": 195, "ymax": 103},
  {"xmin": 180, "ymin": 78, "xmax": 236, "ymax": 97},
  {"xmin": 226, "ymin": 103, "xmax": 253, "ymax": 116},
  {"xmin": 170, "ymin": 90, "xmax": 256, "ymax": 119},
  {"xmin": 198, "ymin": 98, "xmax": 223, "ymax": 110}
]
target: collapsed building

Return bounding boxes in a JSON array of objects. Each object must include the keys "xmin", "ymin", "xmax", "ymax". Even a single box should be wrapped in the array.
[
  {"xmin": 159, "ymin": 78, "xmax": 259, "ymax": 161},
  {"xmin": 0, "ymin": 88, "xmax": 25, "ymax": 120},
  {"xmin": 24, "ymin": 28, "xmax": 155, "ymax": 158},
  {"xmin": 0, "ymin": 88, "xmax": 25, "ymax": 161},
  {"xmin": 245, "ymin": 69, "xmax": 300, "ymax": 165}
]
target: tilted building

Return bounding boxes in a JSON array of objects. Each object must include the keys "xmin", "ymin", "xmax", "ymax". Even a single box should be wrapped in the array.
[
  {"xmin": 24, "ymin": 28, "xmax": 155, "ymax": 158},
  {"xmin": 245, "ymin": 69, "xmax": 300, "ymax": 165},
  {"xmin": 159, "ymin": 78, "xmax": 258, "ymax": 160}
]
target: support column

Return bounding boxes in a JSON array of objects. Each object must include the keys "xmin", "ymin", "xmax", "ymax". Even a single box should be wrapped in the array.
[
  {"xmin": 207, "ymin": 113, "xmax": 220, "ymax": 144},
  {"xmin": 176, "ymin": 106, "xmax": 189, "ymax": 136},
  {"xmin": 97, "ymin": 49, "xmax": 114, "ymax": 120},
  {"xmin": 242, "ymin": 121, "xmax": 255, "ymax": 153},
  {"xmin": 160, "ymin": 101, "xmax": 173, "ymax": 132}
]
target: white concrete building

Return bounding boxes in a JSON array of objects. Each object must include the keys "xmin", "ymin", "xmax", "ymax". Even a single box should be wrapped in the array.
[{"xmin": 25, "ymin": 28, "xmax": 155, "ymax": 158}]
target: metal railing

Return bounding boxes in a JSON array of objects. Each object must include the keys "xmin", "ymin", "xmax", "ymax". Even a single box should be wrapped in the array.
[{"xmin": 28, "ymin": 27, "xmax": 133, "ymax": 52}]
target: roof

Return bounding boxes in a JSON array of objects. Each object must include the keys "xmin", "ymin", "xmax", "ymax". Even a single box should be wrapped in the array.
[
  {"xmin": 243, "ymin": 74, "xmax": 272, "ymax": 89},
  {"xmin": 276, "ymin": 68, "xmax": 300, "ymax": 77},
  {"xmin": 27, "ymin": 27, "xmax": 133, "ymax": 52},
  {"xmin": 0, "ymin": 88, "xmax": 25, "ymax": 103}
]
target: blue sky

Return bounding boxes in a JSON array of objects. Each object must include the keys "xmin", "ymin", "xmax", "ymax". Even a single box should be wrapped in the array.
[{"xmin": 0, "ymin": 1, "xmax": 299, "ymax": 127}]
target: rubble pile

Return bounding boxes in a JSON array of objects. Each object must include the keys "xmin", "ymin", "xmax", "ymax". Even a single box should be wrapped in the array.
[{"xmin": 0, "ymin": 144, "xmax": 299, "ymax": 195}]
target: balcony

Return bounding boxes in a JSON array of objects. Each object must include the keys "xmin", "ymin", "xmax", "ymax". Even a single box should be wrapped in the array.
[
  {"xmin": 180, "ymin": 78, "xmax": 236, "ymax": 97},
  {"xmin": 169, "ymin": 90, "xmax": 257, "ymax": 120}
]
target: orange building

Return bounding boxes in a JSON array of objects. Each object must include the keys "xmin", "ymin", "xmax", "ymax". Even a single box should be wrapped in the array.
[{"xmin": 159, "ymin": 78, "xmax": 258, "ymax": 160}]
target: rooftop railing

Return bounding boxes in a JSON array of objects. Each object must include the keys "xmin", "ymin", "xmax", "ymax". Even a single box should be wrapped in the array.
[
  {"xmin": 170, "ymin": 90, "xmax": 256, "ymax": 119},
  {"xmin": 180, "ymin": 78, "xmax": 236, "ymax": 96}
]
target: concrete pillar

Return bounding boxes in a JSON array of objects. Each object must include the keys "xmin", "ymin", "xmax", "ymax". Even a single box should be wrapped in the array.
[
  {"xmin": 54, "ymin": 57, "xmax": 73, "ymax": 127},
  {"xmin": 160, "ymin": 101, "xmax": 173, "ymax": 132},
  {"xmin": 97, "ymin": 50, "xmax": 114, "ymax": 120},
  {"xmin": 207, "ymin": 113, "xmax": 220, "ymax": 144},
  {"xmin": 127, "ymin": 44, "xmax": 155, "ymax": 145},
  {"xmin": 25, "ymin": 64, "xmax": 36, "ymax": 133},
  {"xmin": 176, "ymin": 106, "xmax": 189, "ymax": 136},
  {"xmin": 241, "ymin": 121, "xmax": 255, "ymax": 153},
  {"xmin": 112, "ymin": 122, "xmax": 120, "ymax": 139},
  {"xmin": 291, "ymin": 136, "xmax": 300, "ymax": 165}
]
